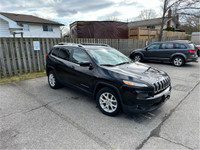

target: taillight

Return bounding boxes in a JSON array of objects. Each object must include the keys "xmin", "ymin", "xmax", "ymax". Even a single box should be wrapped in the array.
[
  {"xmin": 45, "ymin": 54, "xmax": 47, "ymax": 58},
  {"xmin": 189, "ymin": 49, "xmax": 196, "ymax": 53}
]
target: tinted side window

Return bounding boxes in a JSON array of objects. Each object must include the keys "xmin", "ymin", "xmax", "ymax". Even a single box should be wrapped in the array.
[
  {"xmin": 174, "ymin": 43, "xmax": 187, "ymax": 49},
  {"xmin": 147, "ymin": 43, "xmax": 160, "ymax": 50},
  {"xmin": 160, "ymin": 43, "xmax": 174, "ymax": 49},
  {"xmin": 189, "ymin": 44, "xmax": 195, "ymax": 49},
  {"xmin": 72, "ymin": 49, "xmax": 90, "ymax": 64},
  {"xmin": 52, "ymin": 47, "xmax": 60, "ymax": 56},
  {"xmin": 58, "ymin": 48, "xmax": 71, "ymax": 61}
]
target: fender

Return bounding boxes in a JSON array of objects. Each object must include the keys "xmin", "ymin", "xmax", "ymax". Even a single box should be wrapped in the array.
[
  {"xmin": 93, "ymin": 81, "xmax": 124, "ymax": 105},
  {"xmin": 130, "ymin": 51, "xmax": 144, "ymax": 59},
  {"xmin": 46, "ymin": 66, "xmax": 56, "ymax": 75},
  {"xmin": 170, "ymin": 53, "xmax": 187, "ymax": 62}
]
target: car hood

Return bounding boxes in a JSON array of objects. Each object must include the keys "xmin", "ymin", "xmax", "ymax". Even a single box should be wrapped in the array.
[{"xmin": 101, "ymin": 62, "xmax": 168, "ymax": 84}]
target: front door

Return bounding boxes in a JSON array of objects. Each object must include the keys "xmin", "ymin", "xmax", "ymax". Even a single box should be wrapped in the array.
[
  {"xmin": 144, "ymin": 43, "xmax": 161, "ymax": 60},
  {"xmin": 69, "ymin": 48, "xmax": 95, "ymax": 92}
]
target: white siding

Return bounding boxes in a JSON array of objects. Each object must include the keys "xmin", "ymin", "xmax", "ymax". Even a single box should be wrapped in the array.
[
  {"xmin": 15, "ymin": 24, "xmax": 61, "ymax": 38},
  {"xmin": 0, "ymin": 18, "xmax": 61, "ymax": 38},
  {"xmin": 0, "ymin": 18, "xmax": 11, "ymax": 37}
]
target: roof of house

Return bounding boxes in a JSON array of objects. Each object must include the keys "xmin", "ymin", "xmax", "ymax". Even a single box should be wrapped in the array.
[
  {"xmin": 128, "ymin": 17, "xmax": 172, "ymax": 28},
  {"xmin": 0, "ymin": 12, "xmax": 64, "ymax": 26}
]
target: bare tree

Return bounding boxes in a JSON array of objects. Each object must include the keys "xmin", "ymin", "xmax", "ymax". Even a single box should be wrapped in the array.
[
  {"xmin": 104, "ymin": 16, "xmax": 120, "ymax": 21},
  {"xmin": 159, "ymin": 0, "xmax": 200, "ymax": 41},
  {"xmin": 137, "ymin": 9, "xmax": 157, "ymax": 20}
]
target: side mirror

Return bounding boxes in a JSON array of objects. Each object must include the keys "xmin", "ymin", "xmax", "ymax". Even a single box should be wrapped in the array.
[
  {"xmin": 145, "ymin": 47, "xmax": 148, "ymax": 50},
  {"xmin": 80, "ymin": 62, "xmax": 91, "ymax": 67}
]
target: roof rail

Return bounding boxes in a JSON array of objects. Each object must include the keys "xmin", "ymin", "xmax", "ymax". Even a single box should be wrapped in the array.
[
  {"xmin": 56, "ymin": 42, "xmax": 109, "ymax": 47},
  {"xmin": 80, "ymin": 43, "xmax": 109, "ymax": 47},
  {"xmin": 57, "ymin": 42, "xmax": 83, "ymax": 47}
]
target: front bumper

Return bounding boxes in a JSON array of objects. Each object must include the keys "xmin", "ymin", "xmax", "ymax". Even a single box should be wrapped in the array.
[{"xmin": 122, "ymin": 86, "xmax": 171, "ymax": 114}]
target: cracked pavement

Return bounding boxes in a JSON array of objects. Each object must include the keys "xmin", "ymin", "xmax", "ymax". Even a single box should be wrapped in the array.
[{"xmin": 0, "ymin": 59, "xmax": 199, "ymax": 149}]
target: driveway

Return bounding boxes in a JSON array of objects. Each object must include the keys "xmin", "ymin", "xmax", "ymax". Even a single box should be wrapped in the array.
[{"xmin": 0, "ymin": 60, "xmax": 199, "ymax": 149}]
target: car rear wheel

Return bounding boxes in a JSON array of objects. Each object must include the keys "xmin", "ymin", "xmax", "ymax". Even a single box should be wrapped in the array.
[
  {"xmin": 48, "ymin": 71, "xmax": 61, "ymax": 89},
  {"xmin": 96, "ymin": 88, "xmax": 121, "ymax": 116},
  {"xmin": 133, "ymin": 54, "xmax": 142, "ymax": 62},
  {"xmin": 172, "ymin": 56, "xmax": 185, "ymax": 67}
]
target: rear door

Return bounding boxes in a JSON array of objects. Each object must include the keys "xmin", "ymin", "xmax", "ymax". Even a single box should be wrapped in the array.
[
  {"xmin": 55, "ymin": 47, "xmax": 74, "ymax": 84},
  {"xmin": 158, "ymin": 42, "xmax": 175, "ymax": 60}
]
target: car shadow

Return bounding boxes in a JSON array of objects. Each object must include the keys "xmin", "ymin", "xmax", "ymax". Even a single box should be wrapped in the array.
[{"xmin": 53, "ymin": 84, "xmax": 162, "ymax": 122}]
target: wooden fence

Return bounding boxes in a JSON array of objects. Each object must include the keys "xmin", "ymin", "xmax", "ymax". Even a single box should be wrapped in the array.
[
  {"xmin": 0, "ymin": 36, "xmax": 186, "ymax": 78},
  {"xmin": 129, "ymin": 27, "xmax": 186, "ymax": 40}
]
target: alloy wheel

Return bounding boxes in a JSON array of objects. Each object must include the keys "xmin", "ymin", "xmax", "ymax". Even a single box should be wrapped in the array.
[
  {"xmin": 49, "ymin": 73, "xmax": 56, "ymax": 87},
  {"xmin": 99, "ymin": 92, "xmax": 118, "ymax": 113},
  {"xmin": 134, "ymin": 55, "xmax": 141, "ymax": 62}
]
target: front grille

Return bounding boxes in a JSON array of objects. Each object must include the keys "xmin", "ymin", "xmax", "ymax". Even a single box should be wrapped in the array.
[{"xmin": 153, "ymin": 77, "xmax": 170, "ymax": 94}]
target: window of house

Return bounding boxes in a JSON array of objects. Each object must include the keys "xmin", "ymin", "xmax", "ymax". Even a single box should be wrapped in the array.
[
  {"xmin": 43, "ymin": 25, "xmax": 53, "ymax": 31},
  {"xmin": 147, "ymin": 25, "xmax": 155, "ymax": 29},
  {"xmin": 23, "ymin": 24, "xmax": 29, "ymax": 31},
  {"xmin": 71, "ymin": 49, "xmax": 90, "ymax": 64}
]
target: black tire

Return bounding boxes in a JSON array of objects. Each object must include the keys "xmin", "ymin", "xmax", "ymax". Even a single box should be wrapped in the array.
[
  {"xmin": 172, "ymin": 56, "xmax": 185, "ymax": 67},
  {"xmin": 96, "ymin": 87, "xmax": 121, "ymax": 116},
  {"xmin": 48, "ymin": 70, "xmax": 61, "ymax": 89},
  {"xmin": 132, "ymin": 54, "xmax": 143, "ymax": 62}
]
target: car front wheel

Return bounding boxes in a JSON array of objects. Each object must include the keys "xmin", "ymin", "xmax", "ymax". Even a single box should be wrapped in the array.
[
  {"xmin": 172, "ymin": 56, "xmax": 185, "ymax": 67},
  {"xmin": 96, "ymin": 88, "xmax": 121, "ymax": 116}
]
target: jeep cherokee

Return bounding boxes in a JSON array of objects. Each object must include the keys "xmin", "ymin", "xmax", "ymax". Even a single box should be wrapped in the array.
[{"xmin": 46, "ymin": 43, "xmax": 171, "ymax": 116}]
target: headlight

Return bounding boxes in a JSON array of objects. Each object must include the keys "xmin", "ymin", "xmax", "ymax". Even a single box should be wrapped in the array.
[{"xmin": 123, "ymin": 80, "xmax": 148, "ymax": 87}]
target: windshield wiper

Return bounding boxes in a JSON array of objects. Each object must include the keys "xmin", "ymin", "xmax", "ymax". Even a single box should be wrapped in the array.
[
  {"xmin": 115, "ymin": 61, "xmax": 132, "ymax": 66},
  {"xmin": 100, "ymin": 64, "xmax": 115, "ymax": 67}
]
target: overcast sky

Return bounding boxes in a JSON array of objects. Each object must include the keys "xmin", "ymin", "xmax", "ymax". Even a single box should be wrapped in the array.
[{"xmin": 0, "ymin": 0, "xmax": 163, "ymax": 26}]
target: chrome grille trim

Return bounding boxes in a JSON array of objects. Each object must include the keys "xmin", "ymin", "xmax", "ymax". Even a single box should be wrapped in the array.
[{"xmin": 153, "ymin": 77, "xmax": 170, "ymax": 94}]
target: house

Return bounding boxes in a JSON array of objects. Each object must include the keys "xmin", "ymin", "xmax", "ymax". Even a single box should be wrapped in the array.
[
  {"xmin": 128, "ymin": 9, "xmax": 179, "ymax": 30},
  {"xmin": 0, "ymin": 12, "xmax": 64, "ymax": 38},
  {"xmin": 128, "ymin": 17, "xmax": 179, "ymax": 30}
]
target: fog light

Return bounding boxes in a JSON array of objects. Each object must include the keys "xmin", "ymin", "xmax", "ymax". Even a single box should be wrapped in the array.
[{"xmin": 137, "ymin": 93, "xmax": 149, "ymax": 99}]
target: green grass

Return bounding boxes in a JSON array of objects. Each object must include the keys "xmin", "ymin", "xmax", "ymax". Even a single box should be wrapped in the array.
[{"xmin": 0, "ymin": 72, "xmax": 46, "ymax": 85}]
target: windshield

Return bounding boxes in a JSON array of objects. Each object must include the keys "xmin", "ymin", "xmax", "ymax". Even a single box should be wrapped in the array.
[{"xmin": 87, "ymin": 47, "xmax": 132, "ymax": 66}]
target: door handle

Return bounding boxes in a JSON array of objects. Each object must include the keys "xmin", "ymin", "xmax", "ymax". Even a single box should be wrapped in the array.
[{"xmin": 70, "ymin": 65, "xmax": 75, "ymax": 69}]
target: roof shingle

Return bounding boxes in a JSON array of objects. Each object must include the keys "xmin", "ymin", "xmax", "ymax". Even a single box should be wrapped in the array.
[{"xmin": 0, "ymin": 12, "xmax": 64, "ymax": 26}]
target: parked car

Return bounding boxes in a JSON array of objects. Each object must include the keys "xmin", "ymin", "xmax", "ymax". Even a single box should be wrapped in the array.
[
  {"xmin": 46, "ymin": 43, "xmax": 171, "ymax": 116},
  {"xmin": 196, "ymin": 45, "xmax": 200, "ymax": 57},
  {"xmin": 129, "ymin": 41, "xmax": 198, "ymax": 67}
]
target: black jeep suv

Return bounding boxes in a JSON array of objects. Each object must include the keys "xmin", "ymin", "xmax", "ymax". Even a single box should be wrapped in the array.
[
  {"xmin": 129, "ymin": 41, "xmax": 198, "ymax": 66},
  {"xmin": 46, "ymin": 43, "xmax": 171, "ymax": 116}
]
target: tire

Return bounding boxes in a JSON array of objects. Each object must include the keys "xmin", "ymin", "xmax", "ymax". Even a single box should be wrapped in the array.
[
  {"xmin": 132, "ymin": 54, "xmax": 142, "ymax": 62},
  {"xmin": 172, "ymin": 56, "xmax": 185, "ymax": 67},
  {"xmin": 48, "ymin": 71, "xmax": 61, "ymax": 89},
  {"xmin": 96, "ymin": 87, "xmax": 121, "ymax": 116}
]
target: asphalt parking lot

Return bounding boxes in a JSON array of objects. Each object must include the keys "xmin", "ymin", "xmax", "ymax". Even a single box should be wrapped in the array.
[{"xmin": 0, "ymin": 59, "xmax": 199, "ymax": 149}]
